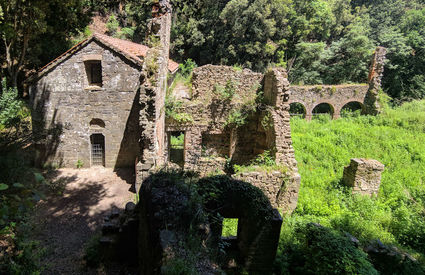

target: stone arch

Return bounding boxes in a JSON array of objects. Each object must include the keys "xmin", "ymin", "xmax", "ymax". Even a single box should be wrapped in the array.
[
  {"xmin": 289, "ymin": 102, "xmax": 306, "ymax": 118},
  {"xmin": 311, "ymin": 102, "xmax": 335, "ymax": 119},
  {"xmin": 89, "ymin": 118, "xmax": 106, "ymax": 128},
  {"xmin": 340, "ymin": 101, "xmax": 365, "ymax": 117}
]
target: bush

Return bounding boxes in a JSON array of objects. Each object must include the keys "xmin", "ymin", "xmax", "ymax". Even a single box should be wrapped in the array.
[
  {"xmin": 0, "ymin": 78, "xmax": 24, "ymax": 130},
  {"xmin": 277, "ymin": 223, "xmax": 378, "ymax": 274}
]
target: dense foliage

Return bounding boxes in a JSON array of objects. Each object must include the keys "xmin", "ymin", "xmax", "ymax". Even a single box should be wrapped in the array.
[
  {"xmin": 277, "ymin": 100, "xmax": 425, "ymax": 272},
  {"xmin": 85, "ymin": 0, "xmax": 425, "ymax": 102}
]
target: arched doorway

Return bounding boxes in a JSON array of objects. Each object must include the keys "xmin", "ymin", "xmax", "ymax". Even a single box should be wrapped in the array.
[
  {"xmin": 341, "ymin": 101, "xmax": 364, "ymax": 117},
  {"xmin": 312, "ymin": 103, "xmax": 334, "ymax": 119},
  {"xmin": 289, "ymin": 102, "xmax": 306, "ymax": 118},
  {"xmin": 90, "ymin": 134, "xmax": 105, "ymax": 166}
]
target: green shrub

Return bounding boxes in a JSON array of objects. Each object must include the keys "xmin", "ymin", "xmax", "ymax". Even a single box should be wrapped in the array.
[
  {"xmin": 277, "ymin": 223, "xmax": 378, "ymax": 274},
  {"xmin": 0, "ymin": 78, "xmax": 24, "ymax": 129},
  {"xmin": 178, "ymin": 59, "xmax": 197, "ymax": 78}
]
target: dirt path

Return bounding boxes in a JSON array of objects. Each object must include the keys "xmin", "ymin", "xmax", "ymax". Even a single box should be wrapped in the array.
[{"xmin": 31, "ymin": 167, "xmax": 135, "ymax": 274}]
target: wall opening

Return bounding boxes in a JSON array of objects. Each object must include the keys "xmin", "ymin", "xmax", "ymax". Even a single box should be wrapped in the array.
[
  {"xmin": 90, "ymin": 134, "xmax": 105, "ymax": 166},
  {"xmin": 289, "ymin": 102, "xmax": 306, "ymax": 118},
  {"xmin": 312, "ymin": 103, "xmax": 334, "ymax": 119},
  {"xmin": 169, "ymin": 131, "xmax": 185, "ymax": 167},
  {"xmin": 341, "ymin": 101, "xmax": 364, "ymax": 117},
  {"xmin": 222, "ymin": 218, "xmax": 239, "ymax": 238},
  {"xmin": 85, "ymin": 60, "xmax": 102, "ymax": 87}
]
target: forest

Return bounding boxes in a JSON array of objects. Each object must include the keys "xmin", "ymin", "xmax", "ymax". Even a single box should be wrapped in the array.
[
  {"xmin": 0, "ymin": 0, "xmax": 424, "ymax": 101},
  {"xmin": 1, "ymin": 0, "xmax": 425, "ymax": 274}
]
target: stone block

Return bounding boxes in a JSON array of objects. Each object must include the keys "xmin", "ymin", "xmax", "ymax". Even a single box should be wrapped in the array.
[{"xmin": 343, "ymin": 158, "xmax": 385, "ymax": 196}]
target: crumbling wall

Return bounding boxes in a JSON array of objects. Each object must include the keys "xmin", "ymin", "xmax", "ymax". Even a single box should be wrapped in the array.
[
  {"xmin": 192, "ymin": 65, "xmax": 263, "ymax": 100},
  {"xmin": 30, "ymin": 41, "xmax": 141, "ymax": 168},
  {"xmin": 364, "ymin": 47, "xmax": 387, "ymax": 115},
  {"xmin": 137, "ymin": 0, "xmax": 172, "ymax": 188}
]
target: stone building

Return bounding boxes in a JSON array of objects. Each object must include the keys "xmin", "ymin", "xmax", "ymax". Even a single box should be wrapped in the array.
[{"xmin": 28, "ymin": 33, "xmax": 178, "ymax": 168}]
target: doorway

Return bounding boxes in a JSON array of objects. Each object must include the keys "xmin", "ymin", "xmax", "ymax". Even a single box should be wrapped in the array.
[{"xmin": 91, "ymin": 134, "xmax": 105, "ymax": 166}]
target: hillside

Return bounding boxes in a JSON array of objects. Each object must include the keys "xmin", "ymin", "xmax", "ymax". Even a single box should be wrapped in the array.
[{"xmin": 277, "ymin": 100, "xmax": 425, "ymax": 273}]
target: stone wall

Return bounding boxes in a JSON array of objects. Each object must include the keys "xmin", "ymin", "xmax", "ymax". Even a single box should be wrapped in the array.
[
  {"xmin": 191, "ymin": 65, "xmax": 263, "ymax": 100},
  {"xmin": 233, "ymin": 170, "xmax": 300, "ymax": 212},
  {"xmin": 289, "ymin": 46, "xmax": 386, "ymax": 119},
  {"xmin": 136, "ymin": 0, "xmax": 172, "ymax": 188},
  {"xmin": 343, "ymin": 158, "xmax": 385, "ymax": 196},
  {"xmin": 288, "ymin": 84, "xmax": 369, "ymax": 119},
  {"xmin": 30, "ymin": 41, "xmax": 141, "ymax": 168}
]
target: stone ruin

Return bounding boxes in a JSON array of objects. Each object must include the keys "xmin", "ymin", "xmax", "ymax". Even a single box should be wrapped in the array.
[
  {"xmin": 343, "ymin": 158, "xmax": 385, "ymax": 196},
  {"xmin": 288, "ymin": 47, "xmax": 387, "ymax": 119}
]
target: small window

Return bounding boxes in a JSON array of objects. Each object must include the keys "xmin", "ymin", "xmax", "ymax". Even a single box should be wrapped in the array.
[{"xmin": 85, "ymin": 60, "xmax": 102, "ymax": 87}]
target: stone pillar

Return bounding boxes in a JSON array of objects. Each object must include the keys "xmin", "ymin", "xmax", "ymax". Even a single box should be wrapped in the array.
[
  {"xmin": 183, "ymin": 127, "xmax": 202, "ymax": 170},
  {"xmin": 343, "ymin": 158, "xmax": 385, "ymax": 196},
  {"xmin": 262, "ymin": 68, "xmax": 298, "ymax": 170},
  {"xmin": 364, "ymin": 47, "xmax": 387, "ymax": 115},
  {"xmin": 136, "ymin": 0, "xmax": 172, "ymax": 190}
]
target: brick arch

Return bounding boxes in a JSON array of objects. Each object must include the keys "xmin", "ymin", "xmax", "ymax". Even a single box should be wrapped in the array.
[
  {"xmin": 310, "ymin": 102, "xmax": 335, "ymax": 119},
  {"xmin": 337, "ymin": 100, "xmax": 365, "ymax": 117}
]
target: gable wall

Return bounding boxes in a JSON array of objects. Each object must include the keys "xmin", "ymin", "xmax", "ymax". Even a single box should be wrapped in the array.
[{"xmin": 30, "ymin": 41, "xmax": 142, "ymax": 168}]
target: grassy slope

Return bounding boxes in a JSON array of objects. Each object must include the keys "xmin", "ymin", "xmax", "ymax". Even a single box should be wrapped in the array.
[{"xmin": 281, "ymin": 100, "xmax": 425, "ymax": 258}]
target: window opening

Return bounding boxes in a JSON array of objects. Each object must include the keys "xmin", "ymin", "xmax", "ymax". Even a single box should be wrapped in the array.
[
  {"xmin": 222, "ymin": 218, "xmax": 238, "ymax": 238},
  {"xmin": 169, "ymin": 131, "xmax": 185, "ymax": 167},
  {"xmin": 91, "ymin": 134, "xmax": 105, "ymax": 166},
  {"xmin": 85, "ymin": 60, "xmax": 102, "ymax": 86}
]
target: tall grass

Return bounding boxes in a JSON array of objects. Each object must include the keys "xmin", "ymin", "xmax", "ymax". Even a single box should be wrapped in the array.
[{"xmin": 282, "ymin": 100, "xmax": 425, "ymax": 258}]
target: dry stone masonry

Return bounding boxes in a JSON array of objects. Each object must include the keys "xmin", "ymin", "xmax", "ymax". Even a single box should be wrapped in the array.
[{"xmin": 343, "ymin": 158, "xmax": 385, "ymax": 196}]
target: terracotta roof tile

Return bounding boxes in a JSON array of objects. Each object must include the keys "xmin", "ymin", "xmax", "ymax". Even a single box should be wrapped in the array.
[{"xmin": 94, "ymin": 33, "xmax": 178, "ymax": 73}]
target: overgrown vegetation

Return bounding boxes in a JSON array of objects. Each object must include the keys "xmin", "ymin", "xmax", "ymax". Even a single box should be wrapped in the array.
[{"xmin": 276, "ymin": 100, "xmax": 425, "ymax": 273}]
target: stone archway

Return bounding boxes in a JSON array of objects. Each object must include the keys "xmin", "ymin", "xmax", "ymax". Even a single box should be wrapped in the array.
[
  {"xmin": 340, "ymin": 101, "xmax": 365, "ymax": 117},
  {"xmin": 311, "ymin": 102, "xmax": 335, "ymax": 119}
]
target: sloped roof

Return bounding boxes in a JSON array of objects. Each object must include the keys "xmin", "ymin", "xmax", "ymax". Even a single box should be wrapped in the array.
[{"xmin": 30, "ymin": 33, "xmax": 179, "ymax": 82}]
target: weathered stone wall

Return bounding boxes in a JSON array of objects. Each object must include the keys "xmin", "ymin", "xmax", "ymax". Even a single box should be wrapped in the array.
[
  {"xmin": 30, "ymin": 41, "xmax": 141, "ymax": 168},
  {"xmin": 233, "ymin": 170, "xmax": 300, "ymax": 212},
  {"xmin": 192, "ymin": 65, "xmax": 263, "ymax": 100},
  {"xmin": 288, "ymin": 84, "xmax": 369, "ymax": 119},
  {"xmin": 343, "ymin": 158, "xmax": 385, "ymax": 196}
]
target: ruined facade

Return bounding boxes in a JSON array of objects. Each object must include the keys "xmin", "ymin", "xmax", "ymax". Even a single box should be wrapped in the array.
[
  {"xmin": 28, "ymin": 33, "xmax": 177, "ymax": 169},
  {"xmin": 166, "ymin": 66, "xmax": 301, "ymax": 210}
]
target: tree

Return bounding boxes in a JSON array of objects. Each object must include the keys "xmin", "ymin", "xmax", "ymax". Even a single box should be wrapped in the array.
[{"xmin": 0, "ymin": 0, "xmax": 90, "ymax": 88}]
